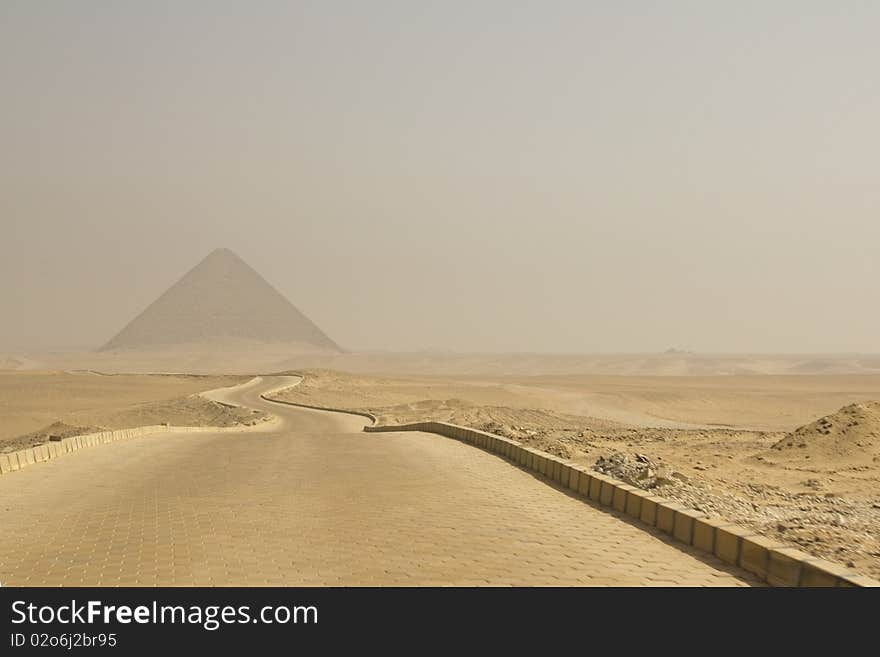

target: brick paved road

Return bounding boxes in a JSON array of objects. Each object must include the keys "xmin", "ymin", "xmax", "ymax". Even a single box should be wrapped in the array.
[{"xmin": 0, "ymin": 378, "xmax": 757, "ymax": 586}]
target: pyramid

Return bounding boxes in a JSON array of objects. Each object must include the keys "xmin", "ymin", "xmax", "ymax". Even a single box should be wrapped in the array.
[{"xmin": 100, "ymin": 249, "xmax": 341, "ymax": 352}]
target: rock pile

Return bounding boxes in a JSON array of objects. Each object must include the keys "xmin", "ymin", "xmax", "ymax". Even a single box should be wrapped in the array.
[{"xmin": 593, "ymin": 452, "xmax": 683, "ymax": 489}]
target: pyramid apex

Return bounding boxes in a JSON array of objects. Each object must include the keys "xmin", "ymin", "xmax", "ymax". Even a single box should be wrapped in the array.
[
  {"xmin": 198, "ymin": 248, "xmax": 250, "ymax": 270},
  {"xmin": 207, "ymin": 247, "xmax": 239, "ymax": 258}
]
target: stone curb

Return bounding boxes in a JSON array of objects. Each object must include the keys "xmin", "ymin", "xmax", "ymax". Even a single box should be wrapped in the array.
[
  {"xmin": 365, "ymin": 421, "xmax": 879, "ymax": 588},
  {"xmin": 260, "ymin": 396, "xmax": 377, "ymax": 425},
  {"xmin": 0, "ymin": 377, "xmax": 280, "ymax": 479}
]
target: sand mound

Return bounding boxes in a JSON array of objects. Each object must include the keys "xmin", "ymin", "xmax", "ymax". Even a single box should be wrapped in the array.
[
  {"xmin": 93, "ymin": 395, "xmax": 268, "ymax": 431},
  {"xmin": 770, "ymin": 401, "xmax": 880, "ymax": 463}
]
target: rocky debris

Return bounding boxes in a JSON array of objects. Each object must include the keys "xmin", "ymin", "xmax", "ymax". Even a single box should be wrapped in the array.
[
  {"xmin": 647, "ymin": 474, "xmax": 878, "ymax": 577},
  {"xmin": 592, "ymin": 452, "xmax": 679, "ymax": 489},
  {"xmin": 470, "ymin": 420, "xmax": 574, "ymax": 458},
  {"xmin": 587, "ymin": 448, "xmax": 880, "ymax": 577}
]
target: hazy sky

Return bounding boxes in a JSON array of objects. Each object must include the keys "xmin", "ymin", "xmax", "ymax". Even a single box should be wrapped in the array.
[{"xmin": 1, "ymin": 1, "xmax": 878, "ymax": 353}]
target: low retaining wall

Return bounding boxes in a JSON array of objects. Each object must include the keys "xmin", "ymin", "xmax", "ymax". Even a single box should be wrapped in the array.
[
  {"xmin": 0, "ymin": 419, "xmax": 275, "ymax": 478},
  {"xmin": 365, "ymin": 421, "xmax": 879, "ymax": 588},
  {"xmin": 260, "ymin": 395, "xmax": 377, "ymax": 425},
  {"xmin": 0, "ymin": 375, "xmax": 281, "ymax": 478}
]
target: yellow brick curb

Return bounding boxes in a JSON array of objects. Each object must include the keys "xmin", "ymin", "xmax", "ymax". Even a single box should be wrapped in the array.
[
  {"xmin": 0, "ymin": 418, "xmax": 282, "ymax": 478},
  {"xmin": 0, "ymin": 377, "xmax": 282, "ymax": 479},
  {"xmin": 260, "ymin": 395, "xmax": 378, "ymax": 425},
  {"xmin": 365, "ymin": 420, "xmax": 879, "ymax": 588}
]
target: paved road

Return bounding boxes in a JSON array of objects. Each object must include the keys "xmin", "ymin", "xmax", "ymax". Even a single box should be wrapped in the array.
[{"xmin": 0, "ymin": 377, "xmax": 757, "ymax": 586}]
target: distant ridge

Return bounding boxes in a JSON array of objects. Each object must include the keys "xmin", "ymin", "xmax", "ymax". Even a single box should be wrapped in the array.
[{"xmin": 100, "ymin": 248, "xmax": 340, "ymax": 352}]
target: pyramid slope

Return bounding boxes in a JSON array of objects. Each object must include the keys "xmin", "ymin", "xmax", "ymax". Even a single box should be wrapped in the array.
[{"xmin": 101, "ymin": 249, "xmax": 340, "ymax": 352}]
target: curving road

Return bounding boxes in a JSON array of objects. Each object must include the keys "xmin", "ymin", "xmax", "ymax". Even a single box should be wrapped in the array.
[{"xmin": 0, "ymin": 377, "xmax": 757, "ymax": 586}]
